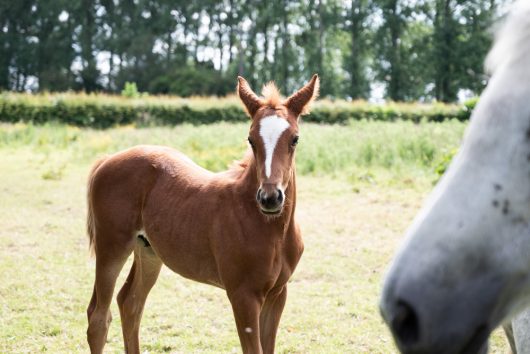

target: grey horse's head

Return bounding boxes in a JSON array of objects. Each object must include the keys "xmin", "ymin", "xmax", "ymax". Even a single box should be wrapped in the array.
[{"xmin": 380, "ymin": 1, "xmax": 530, "ymax": 353}]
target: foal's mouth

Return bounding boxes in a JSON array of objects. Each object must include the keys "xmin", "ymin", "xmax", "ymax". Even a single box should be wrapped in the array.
[{"xmin": 259, "ymin": 207, "xmax": 283, "ymax": 216}]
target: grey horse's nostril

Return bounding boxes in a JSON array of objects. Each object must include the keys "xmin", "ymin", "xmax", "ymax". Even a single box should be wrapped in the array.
[{"xmin": 391, "ymin": 301, "xmax": 420, "ymax": 347}]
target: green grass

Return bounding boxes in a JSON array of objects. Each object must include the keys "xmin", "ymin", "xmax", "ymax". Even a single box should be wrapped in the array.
[
  {"xmin": 0, "ymin": 121, "xmax": 509, "ymax": 353},
  {"xmin": 0, "ymin": 119, "xmax": 466, "ymax": 183}
]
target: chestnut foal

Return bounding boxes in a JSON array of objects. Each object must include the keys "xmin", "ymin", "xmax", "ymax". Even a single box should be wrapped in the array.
[{"xmin": 86, "ymin": 75, "xmax": 319, "ymax": 354}]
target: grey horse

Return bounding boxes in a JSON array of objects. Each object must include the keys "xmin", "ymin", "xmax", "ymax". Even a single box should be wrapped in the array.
[
  {"xmin": 380, "ymin": 1, "xmax": 530, "ymax": 353},
  {"xmin": 505, "ymin": 310, "xmax": 530, "ymax": 354}
]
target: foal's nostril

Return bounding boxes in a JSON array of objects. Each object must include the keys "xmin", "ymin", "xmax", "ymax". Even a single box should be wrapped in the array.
[
  {"xmin": 391, "ymin": 301, "xmax": 420, "ymax": 347},
  {"xmin": 257, "ymin": 187, "xmax": 283, "ymax": 210}
]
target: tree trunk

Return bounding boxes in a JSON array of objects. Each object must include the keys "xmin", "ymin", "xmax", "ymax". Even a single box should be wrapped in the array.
[
  {"xmin": 387, "ymin": 0, "xmax": 402, "ymax": 101},
  {"xmin": 21, "ymin": 72, "xmax": 28, "ymax": 92},
  {"xmin": 248, "ymin": 16, "xmax": 258, "ymax": 86},
  {"xmin": 433, "ymin": 0, "xmax": 455, "ymax": 102},
  {"xmin": 317, "ymin": 0, "xmax": 324, "ymax": 78},
  {"xmin": 228, "ymin": 0, "xmax": 235, "ymax": 64},
  {"xmin": 167, "ymin": 31, "xmax": 172, "ymax": 68},
  {"xmin": 262, "ymin": 17, "xmax": 270, "ymax": 77},
  {"xmin": 237, "ymin": 38, "xmax": 244, "ymax": 76},
  {"xmin": 0, "ymin": 19, "xmax": 11, "ymax": 90},
  {"xmin": 281, "ymin": 0, "xmax": 289, "ymax": 93},
  {"xmin": 108, "ymin": 49, "xmax": 114, "ymax": 91},
  {"xmin": 182, "ymin": 17, "xmax": 189, "ymax": 64},
  {"xmin": 441, "ymin": 0, "xmax": 452, "ymax": 102},
  {"xmin": 15, "ymin": 68, "xmax": 20, "ymax": 91},
  {"xmin": 218, "ymin": 29, "xmax": 224, "ymax": 71},
  {"xmin": 80, "ymin": 0, "xmax": 98, "ymax": 92},
  {"xmin": 349, "ymin": 0, "xmax": 366, "ymax": 99}
]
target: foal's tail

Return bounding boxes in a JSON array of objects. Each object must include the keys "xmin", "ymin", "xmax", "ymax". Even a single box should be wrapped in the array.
[{"xmin": 87, "ymin": 157, "xmax": 107, "ymax": 257}]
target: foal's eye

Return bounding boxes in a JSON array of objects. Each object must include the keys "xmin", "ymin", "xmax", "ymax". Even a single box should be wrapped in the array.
[{"xmin": 291, "ymin": 136, "xmax": 299, "ymax": 147}]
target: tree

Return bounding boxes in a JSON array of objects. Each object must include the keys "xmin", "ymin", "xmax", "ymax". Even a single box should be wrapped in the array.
[
  {"xmin": 373, "ymin": 0, "xmax": 408, "ymax": 101},
  {"xmin": 33, "ymin": 0, "xmax": 78, "ymax": 91},
  {"xmin": 346, "ymin": 0, "xmax": 372, "ymax": 99},
  {"xmin": 78, "ymin": 0, "xmax": 100, "ymax": 92},
  {"xmin": 454, "ymin": 0, "xmax": 497, "ymax": 95},
  {"xmin": 0, "ymin": 0, "xmax": 507, "ymax": 100},
  {"xmin": 431, "ymin": 0, "xmax": 457, "ymax": 101}
]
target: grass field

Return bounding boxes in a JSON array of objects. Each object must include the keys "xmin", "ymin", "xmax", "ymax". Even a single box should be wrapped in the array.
[{"xmin": 0, "ymin": 121, "xmax": 510, "ymax": 353}]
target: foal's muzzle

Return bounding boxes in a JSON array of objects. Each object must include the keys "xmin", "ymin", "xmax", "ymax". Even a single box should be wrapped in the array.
[{"xmin": 257, "ymin": 184, "xmax": 284, "ymax": 215}]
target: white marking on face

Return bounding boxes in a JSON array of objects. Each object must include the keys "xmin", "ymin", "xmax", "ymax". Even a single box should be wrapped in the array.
[{"xmin": 259, "ymin": 115, "xmax": 290, "ymax": 178}]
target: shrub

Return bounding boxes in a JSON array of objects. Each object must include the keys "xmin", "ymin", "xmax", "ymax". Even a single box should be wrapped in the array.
[
  {"xmin": 121, "ymin": 82, "xmax": 141, "ymax": 98},
  {"xmin": 434, "ymin": 147, "xmax": 459, "ymax": 180},
  {"xmin": 0, "ymin": 92, "xmax": 473, "ymax": 128},
  {"xmin": 462, "ymin": 97, "xmax": 479, "ymax": 116}
]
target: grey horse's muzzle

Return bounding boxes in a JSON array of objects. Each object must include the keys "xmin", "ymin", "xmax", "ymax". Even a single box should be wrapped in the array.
[{"xmin": 379, "ymin": 266, "xmax": 504, "ymax": 354}]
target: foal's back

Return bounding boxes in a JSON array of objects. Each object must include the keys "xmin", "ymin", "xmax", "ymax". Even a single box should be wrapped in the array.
[{"xmin": 89, "ymin": 145, "xmax": 233, "ymax": 286}]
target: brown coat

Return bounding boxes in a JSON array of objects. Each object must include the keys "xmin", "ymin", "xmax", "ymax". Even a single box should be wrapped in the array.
[{"xmin": 86, "ymin": 75, "xmax": 319, "ymax": 354}]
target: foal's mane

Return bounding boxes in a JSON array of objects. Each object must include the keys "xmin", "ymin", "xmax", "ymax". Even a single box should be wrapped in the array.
[
  {"xmin": 227, "ymin": 148, "xmax": 254, "ymax": 178},
  {"xmin": 261, "ymin": 82, "xmax": 282, "ymax": 109},
  {"xmin": 486, "ymin": 0, "xmax": 530, "ymax": 74}
]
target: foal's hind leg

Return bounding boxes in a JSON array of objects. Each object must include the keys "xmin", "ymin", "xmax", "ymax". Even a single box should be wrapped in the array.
[
  {"xmin": 117, "ymin": 241, "xmax": 162, "ymax": 354},
  {"xmin": 87, "ymin": 231, "xmax": 134, "ymax": 354}
]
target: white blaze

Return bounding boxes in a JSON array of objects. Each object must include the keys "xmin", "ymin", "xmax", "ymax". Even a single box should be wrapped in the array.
[{"xmin": 259, "ymin": 115, "xmax": 290, "ymax": 178}]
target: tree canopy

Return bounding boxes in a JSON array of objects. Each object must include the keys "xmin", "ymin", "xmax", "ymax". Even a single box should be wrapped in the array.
[{"xmin": 0, "ymin": 0, "xmax": 510, "ymax": 101}]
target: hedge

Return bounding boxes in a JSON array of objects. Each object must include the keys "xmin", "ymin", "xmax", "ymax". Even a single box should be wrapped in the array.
[{"xmin": 0, "ymin": 92, "xmax": 476, "ymax": 128}]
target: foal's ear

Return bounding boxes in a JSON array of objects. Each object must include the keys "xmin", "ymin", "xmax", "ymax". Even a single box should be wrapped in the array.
[
  {"xmin": 237, "ymin": 76, "xmax": 262, "ymax": 117},
  {"xmin": 284, "ymin": 74, "xmax": 320, "ymax": 117}
]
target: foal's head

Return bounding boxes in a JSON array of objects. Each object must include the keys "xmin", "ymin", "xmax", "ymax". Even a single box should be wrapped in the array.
[{"xmin": 237, "ymin": 75, "xmax": 319, "ymax": 216}]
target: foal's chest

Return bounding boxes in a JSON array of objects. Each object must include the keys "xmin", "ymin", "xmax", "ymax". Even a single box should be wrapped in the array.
[{"xmin": 275, "ymin": 228, "xmax": 304, "ymax": 286}]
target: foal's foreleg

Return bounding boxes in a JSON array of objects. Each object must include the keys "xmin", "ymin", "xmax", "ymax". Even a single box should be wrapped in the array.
[
  {"xmin": 117, "ymin": 244, "xmax": 162, "ymax": 354},
  {"xmin": 228, "ymin": 289, "xmax": 265, "ymax": 354},
  {"xmin": 259, "ymin": 286, "xmax": 287, "ymax": 354}
]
